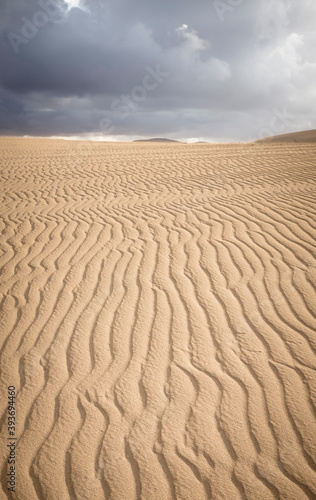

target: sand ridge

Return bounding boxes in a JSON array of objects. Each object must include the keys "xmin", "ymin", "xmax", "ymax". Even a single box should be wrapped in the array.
[
  {"xmin": 255, "ymin": 129, "xmax": 316, "ymax": 143},
  {"xmin": 0, "ymin": 138, "xmax": 316, "ymax": 499}
]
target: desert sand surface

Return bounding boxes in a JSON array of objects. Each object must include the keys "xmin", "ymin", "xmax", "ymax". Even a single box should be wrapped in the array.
[
  {"xmin": 256, "ymin": 129, "xmax": 316, "ymax": 143},
  {"xmin": 0, "ymin": 137, "xmax": 316, "ymax": 500}
]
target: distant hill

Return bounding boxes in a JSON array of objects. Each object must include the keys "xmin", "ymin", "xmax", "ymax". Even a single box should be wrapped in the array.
[
  {"xmin": 254, "ymin": 129, "xmax": 316, "ymax": 143},
  {"xmin": 133, "ymin": 138, "xmax": 182, "ymax": 143}
]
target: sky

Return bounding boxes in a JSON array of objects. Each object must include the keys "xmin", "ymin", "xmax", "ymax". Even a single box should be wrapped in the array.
[{"xmin": 0, "ymin": 0, "xmax": 315, "ymax": 142}]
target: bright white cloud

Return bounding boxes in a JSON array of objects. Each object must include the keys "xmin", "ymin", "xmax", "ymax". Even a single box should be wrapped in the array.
[
  {"xmin": 175, "ymin": 24, "xmax": 209, "ymax": 52},
  {"xmin": 65, "ymin": 0, "xmax": 89, "ymax": 13}
]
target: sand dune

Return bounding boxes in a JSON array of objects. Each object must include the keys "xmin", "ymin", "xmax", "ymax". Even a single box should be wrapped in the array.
[
  {"xmin": 0, "ymin": 138, "xmax": 316, "ymax": 500},
  {"xmin": 255, "ymin": 128, "xmax": 316, "ymax": 143}
]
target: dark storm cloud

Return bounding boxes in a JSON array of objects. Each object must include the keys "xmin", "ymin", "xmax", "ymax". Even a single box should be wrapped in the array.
[{"xmin": 0, "ymin": 0, "xmax": 315, "ymax": 140}]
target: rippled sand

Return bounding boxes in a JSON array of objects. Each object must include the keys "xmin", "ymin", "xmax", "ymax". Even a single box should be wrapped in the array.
[{"xmin": 0, "ymin": 138, "xmax": 316, "ymax": 500}]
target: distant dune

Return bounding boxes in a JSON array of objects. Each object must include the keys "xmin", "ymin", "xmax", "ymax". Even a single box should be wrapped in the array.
[
  {"xmin": 1, "ymin": 138, "xmax": 316, "ymax": 500},
  {"xmin": 255, "ymin": 128, "xmax": 316, "ymax": 143},
  {"xmin": 133, "ymin": 137, "xmax": 182, "ymax": 143}
]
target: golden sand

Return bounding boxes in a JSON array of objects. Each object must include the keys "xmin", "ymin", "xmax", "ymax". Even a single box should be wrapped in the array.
[{"xmin": 0, "ymin": 138, "xmax": 316, "ymax": 499}]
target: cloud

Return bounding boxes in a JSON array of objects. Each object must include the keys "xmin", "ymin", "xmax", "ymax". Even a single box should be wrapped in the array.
[
  {"xmin": 64, "ymin": 0, "xmax": 88, "ymax": 12},
  {"xmin": 175, "ymin": 24, "xmax": 209, "ymax": 53},
  {"xmin": 0, "ymin": 0, "xmax": 315, "ymax": 140}
]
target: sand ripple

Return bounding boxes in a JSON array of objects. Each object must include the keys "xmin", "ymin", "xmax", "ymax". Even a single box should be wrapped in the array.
[{"xmin": 0, "ymin": 138, "xmax": 316, "ymax": 499}]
